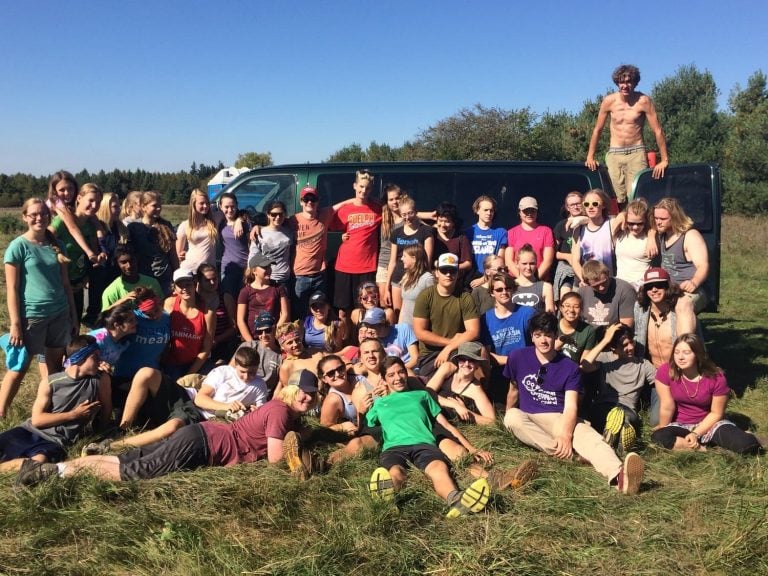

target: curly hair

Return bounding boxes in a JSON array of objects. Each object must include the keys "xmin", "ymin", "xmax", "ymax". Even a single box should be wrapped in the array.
[{"xmin": 612, "ymin": 64, "xmax": 640, "ymax": 86}]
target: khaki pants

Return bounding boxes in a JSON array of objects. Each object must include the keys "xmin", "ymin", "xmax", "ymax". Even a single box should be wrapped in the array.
[
  {"xmin": 504, "ymin": 408, "xmax": 622, "ymax": 481},
  {"xmin": 606, "ymin": 146, "xmax": 648, "ymax": 203}
]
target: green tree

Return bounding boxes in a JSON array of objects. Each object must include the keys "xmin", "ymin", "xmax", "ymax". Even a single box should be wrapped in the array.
[
  {"xmin": 326, "ymin": 144, "xmax": 364, "ymax": 162},
  {"xmin": 650, "ymin": 65, "xmax": 726, "ymax": 165},
  {"xmin": 723, "ymin": 71, "xmax": 768, "ymax": 213},
  {"xmin": 235, "ymin": 152, "xmax": 272, "ymax": 169}
]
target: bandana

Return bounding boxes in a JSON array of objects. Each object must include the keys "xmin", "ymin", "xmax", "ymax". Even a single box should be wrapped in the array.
[
  {"xmin": 63, "ymin": 342, "xmax": 99, "ymax": 367},
  {"xmin": 277, "ymin": 330, "xmax": 300, "ymax": 346},
  {"xmin": 137, "ymin": 297, "xmax": 160, "ymax": 313}
]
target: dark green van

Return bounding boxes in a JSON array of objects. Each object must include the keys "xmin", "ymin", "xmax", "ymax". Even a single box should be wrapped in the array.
[{"xmin": 215, "ymin": 161, "xmax": 721, "ymax": 311}]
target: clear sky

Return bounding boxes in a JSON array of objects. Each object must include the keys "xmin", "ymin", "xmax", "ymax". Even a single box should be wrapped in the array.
[{"xmin": 1, "ymin": 0, "xmax": 765, "ymax": 176}]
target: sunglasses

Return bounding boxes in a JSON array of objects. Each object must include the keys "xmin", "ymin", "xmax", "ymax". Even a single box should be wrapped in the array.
[
  {"xmin": 535, "ymin": 365, "xmax": 548, "ymax": 385},
  {"xmin": 302, "ymin": 196, "xmax": 318, "ymax": 203},
  {"xmin": 645, "ymin": 282, "xmax": 669, "ymax": 290},
  {"xmin": 323, "ymin": 365, "xmax": 346, "ymax": 379},
  {"xmin": 269, "ymin": 212, "xmax": 285, "ymax": 217},
  {"xmin": 491, "ymin": 266, "xmax": 509, "ymax": 273},
  {"xmin": 627, "ymin": 221, "xmax": 645, "ymax": 227},
  {"xmin": 521, "ymin": 208, "xmax": 538, "ymax": 215},
  {"xmin": 493, "ymin": 286, "xmax": 512, "ymax": 293},
  {"xmin": 254, "ymin": 327, "xmax": 272, "ymax": 335},
  {"xmin": 438, "ymin": 267, "xmax": 457, "ymax": 276},
  {"xmin": 583, "ymin": 201, "xmax": 602, "ymax": 208}
]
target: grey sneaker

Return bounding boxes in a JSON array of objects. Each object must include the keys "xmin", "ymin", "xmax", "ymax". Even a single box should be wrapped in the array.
[{"xmin": 15, "ymin": 459, "xmax": 58, "ymax": 488}]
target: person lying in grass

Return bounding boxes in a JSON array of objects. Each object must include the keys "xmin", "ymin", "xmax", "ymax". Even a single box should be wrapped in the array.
[
  {"xmin": 503, "ymin": 311, "xmax": 645, "ymax": 495},
  {"xmin": 0, "ymin": 335, "xmax": 111, "ymax": 474},
  {"xmin": 15, "ymin": 380, "xmax": 316, "ymax": 486},
  {"xmin": 366, "ymin": 357, "xmax": 492, "ymax": 517},
  {"xmin": 651, "ymin": 333, "xmax": 762, "ymax": 454}
]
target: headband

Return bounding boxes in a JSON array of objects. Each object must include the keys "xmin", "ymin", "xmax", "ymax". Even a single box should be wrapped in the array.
[
  {"xmin": 277, "ymin": 330, "xmax": 300, "ymax": 346},
  {"xmin": 63, "ymin": 342, "xmax": 99, "ymax": 367},
  {"xmin": 137, "ymin": 297, "xmax": 160, "ymax": 313}
]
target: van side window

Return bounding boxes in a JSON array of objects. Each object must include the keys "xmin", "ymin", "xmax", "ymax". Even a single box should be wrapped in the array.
[
  {"xmin": 232, "ymin": 175, "xmax": 297, "ymax": 216},
  {"xmin": 635, "ymin": 168, "xmax": 714, "ymax": 231}
]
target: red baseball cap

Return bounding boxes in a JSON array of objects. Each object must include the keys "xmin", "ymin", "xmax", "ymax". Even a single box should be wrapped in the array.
[
  {"xmin": 300, "ymin": 186, "xmax": 318, "ymax": 199},
  {"xmin": 641, "ymin": 267, "xmax": 671, "ymax": 286}
]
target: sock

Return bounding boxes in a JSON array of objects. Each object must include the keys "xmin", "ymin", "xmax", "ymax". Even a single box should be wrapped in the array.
[
  {"xmin": 56, "ymin": 463, "xmax": 67, "ymax": 477},
  {"xmin": 447, "ymin": 489, "xmax": 461, "ymax": 505}
]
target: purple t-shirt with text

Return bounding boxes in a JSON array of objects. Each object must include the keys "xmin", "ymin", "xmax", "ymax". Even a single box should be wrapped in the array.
[{"xmin": 503, "ymin": 347, "xmax": 582, "ymax": 414}]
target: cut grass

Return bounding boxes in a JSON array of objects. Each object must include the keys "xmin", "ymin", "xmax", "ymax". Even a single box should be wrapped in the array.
[{"xmin": 0, "ymin": 214, "xmax": 766, "ymax": 575}]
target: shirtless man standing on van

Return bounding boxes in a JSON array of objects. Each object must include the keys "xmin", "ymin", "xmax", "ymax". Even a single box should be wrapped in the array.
[{"xmin": 586, "ymin": 64, "xmax": 669, "ymax": 205}]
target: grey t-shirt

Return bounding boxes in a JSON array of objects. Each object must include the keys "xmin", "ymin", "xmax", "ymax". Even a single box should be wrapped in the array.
[
  {"xmin": 595, "ymin": 352, "xmax": 656, "ymax": 410},
  {"xmin": 233, "ymin": 341, "xmax": 282, "ymax": 392},
  {"xmin": 579, "ymin": 278, "xmax": 636, "ymax": 328},
  {"xmin": 250, "ymin": 226, "xmax": 294, "ymax": 283},
  {"xmin": 399, "ymin": 271, "xmax": 436, "ymax": 325}
]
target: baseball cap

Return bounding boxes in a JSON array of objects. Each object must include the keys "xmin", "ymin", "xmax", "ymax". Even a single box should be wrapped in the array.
[
  {"xmin": 362, "ymin": 307, "xmax": 386, "ymax": 326},
  {"xmin": 309, "ymin": 291, "xmax": 327, "ymax": 307},
  {"xmin": 248, "ymin": 253, "xmax": 274, "ymax": 269},
  {"xmin": 254, "ymin": 311, "xmax": 276, "ymax": 330},
  {"xmin": 0, "ymin": 333, "xmax": 29, "ymax": 372},
  {"xmin": 642, "ymin": 267, "xmax": 671, "ymax": 286},
  {"xmin": 519, "ymin": 196, "xmax": 539, "ymax": 210},
  {"xmin": 300, "ymin": 186, "xmax": 318, "ymax": 199},
  {"xmin": 172, "ymin": 268, "xmax": 195, "ymax": 283},
  {"xmin": 288, "ymin": 369, "xmax": 319, "ymax": 393},
  {"xmin": 437, "ymin": 253, "xmax": 459, "ymax": 270},
  {"xmin": 453, "ymin": 341, "xmax": 485, "ymax": 363}
]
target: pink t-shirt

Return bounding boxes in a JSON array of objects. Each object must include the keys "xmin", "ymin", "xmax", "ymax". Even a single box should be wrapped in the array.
[
  {"xmin": 655, "ymin": 363, "xmax": 730, "ymax": 424},
  {"xmin": 289, "ymin": 208, "xmax": 335, "ymax": 276},
  {"xmin": 201, "ymin": 399, "xmax": 297, "ymax": 466},
  {"xmin": 332, "ymin": 201, "xmax": 382, "ymax": 273},
  {"xmin": 507, "ymin": 224, "xmax": 555, "ymax": 268},
  {"xmin": 237, "ymin": 284, "xmax": 286, "ymax": 337}
]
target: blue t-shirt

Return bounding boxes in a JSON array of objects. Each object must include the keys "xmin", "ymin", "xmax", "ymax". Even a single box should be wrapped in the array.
[
  {"xmin": 466, "ymin": 224, "xmax": 508, "ymax": 271},
  {"xmin": 503, "ymin": 347, "xmax": 582, "ymax": 414},
  {"xmin": 381, "ymin": 323, "xmax": 417, "ymax": 363},
  {"xmin": 481, "ymin": 306, "xmax": 535, "ymax": 357},
  {"xmin": 88, "ymin": 327, "xmax": 130, "ymax": 368},
  {"xmin": 303, "ymin": 315, "xmax": 326, "ymax": 350},
  {"xmin": 113, "ymin": 310, "xmax": 171, "ymax": 378}
]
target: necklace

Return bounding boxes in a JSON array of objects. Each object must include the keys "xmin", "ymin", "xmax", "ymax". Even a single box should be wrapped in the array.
[
  {"xmin": 650, "ymin": 309, "xmax": 668, "ymax": 329},
  {"xmin": 680, "ymin": 373, "xmax": 702, "ymax": 398}
]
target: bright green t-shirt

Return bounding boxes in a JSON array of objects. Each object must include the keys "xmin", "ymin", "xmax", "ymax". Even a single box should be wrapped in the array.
[
  {"xmin": 50, "ymin": 215, "xmax": 96, "ymax": 285},
  {"xmin": 366, "ymin": 389, "xmax": 441, "ymax": 451},
  {"xmin": 101, "ymin": 274, "xmax": 164, "ymax": 310}
]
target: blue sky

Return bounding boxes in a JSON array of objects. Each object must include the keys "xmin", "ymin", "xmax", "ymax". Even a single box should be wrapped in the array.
[{"xmin": 1, "ymin": 0, "xmax": 765, "ymax": 176}]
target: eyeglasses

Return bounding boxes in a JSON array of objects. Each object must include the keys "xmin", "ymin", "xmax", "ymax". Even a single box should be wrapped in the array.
[
  {"xmin": 645, "ymin": 282, "xmax": 669, "ymax": 291},
  {"xmin": 438, "ymin": 267, "xmax": 457, "ymax": 276},
  {"xmin": 269, "ymin": 212, "xmax": 285, "ymax": 218},
  {"xmin": 627, "ymin": 221, "xmax": 645, "ymax": 227},
  {"xmin": 302, "ymin": 196, "xmax": 318, "ymax": 203},
  {"xmin": 254, "ymin": 328, "xmax": 272, "ymax": 335},
  {"xmin": 535, "ymin": 365, "xmax": 548, "ymax": 385},
  {"xmin": 323, "ymin": 365, "xmax": 346, "ymax": 379},
  {"xmin": 25, "ymin": 212, "xmax": 48, "ymax": 220},
  {"xmin": 566, "ymin": 202, "xmax": 582, "ymax": 208},
  {"xmin": 583, "ymin": 201, "xmax": 602, "ymax": 208},
  {"xmin": 493, "ymin": 287, "xmax": 512, "ymax": 293}
]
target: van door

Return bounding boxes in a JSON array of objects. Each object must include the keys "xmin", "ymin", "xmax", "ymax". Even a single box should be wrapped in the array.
[{"xmin": 634, "ymin": 163, "xmax": 721, "ymax": 312}]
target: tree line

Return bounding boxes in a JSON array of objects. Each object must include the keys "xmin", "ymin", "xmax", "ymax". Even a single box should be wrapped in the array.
[{"xmin": 0, "ymin": 65, "xmax": 765, "ymax": 214}]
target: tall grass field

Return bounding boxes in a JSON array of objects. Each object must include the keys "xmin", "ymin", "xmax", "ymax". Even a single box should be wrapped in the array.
[{"xmin": 0, "ymin": 209, "xmax": 766, "ymax": 576}]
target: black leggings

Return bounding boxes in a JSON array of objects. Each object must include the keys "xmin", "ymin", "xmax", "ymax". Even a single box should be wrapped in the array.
[{"xmin": 651, "ymin": 424, "xmax": 762, "ymax": 454}]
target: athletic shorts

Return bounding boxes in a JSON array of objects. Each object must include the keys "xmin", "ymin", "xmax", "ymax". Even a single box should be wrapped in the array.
[
  {"xmin": 334, "ymin": 270, "xmax": 376, "ymax": 311},
  {"xmin": 380, "ymin": 443, "xmax": 449, "ymax": 472},
  {"xmin": 23, "ymin": 310, "xmax": 72, "ymax": 357},
  {"xmin": 119, "ymin": 424, "xmax": 209, "ymax": 480},
  {"xmin": 0, "ymin": 427, "xmax": 66, "ymax": 462},
  {"xmin": 138, "ymin": 374, "xmax": 204, "ymax": 429}
]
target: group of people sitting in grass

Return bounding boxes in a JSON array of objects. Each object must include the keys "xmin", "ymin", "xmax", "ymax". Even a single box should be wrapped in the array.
[{"xmin": 0, "ymin": 168, "xmax": 762, "ymax": 518}]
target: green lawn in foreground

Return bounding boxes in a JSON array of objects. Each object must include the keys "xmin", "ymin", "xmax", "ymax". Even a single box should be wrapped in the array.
[{"xmin": 0, "ymin": 213, "xmax": 766, "ymax": 576}]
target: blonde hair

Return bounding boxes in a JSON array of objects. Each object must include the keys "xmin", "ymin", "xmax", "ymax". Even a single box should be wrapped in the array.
[
  {"xmin": 275, "ymin": 384, "xmax": 302, "ymax": 405},
  {"xmin": 96, "ymin": 192, "xmax": 129, "ymax": 244},
  {"xmin": 654, "ymin": 197, "xmax": 694, "ymax": 234},
  {"xmin": 381, "ymin": 185, "xmax": 404, "ymax": 242},
  {"xmin": 187, "ymin": 188, "xmax": 218, "ymax": 244},
  {"xmin": 122, "ymin": 191, "xmax": 143, "ymax": 220},
  {"xmin": 356, "ymin": 169, "xmax": 374, "ymax": 184}
]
